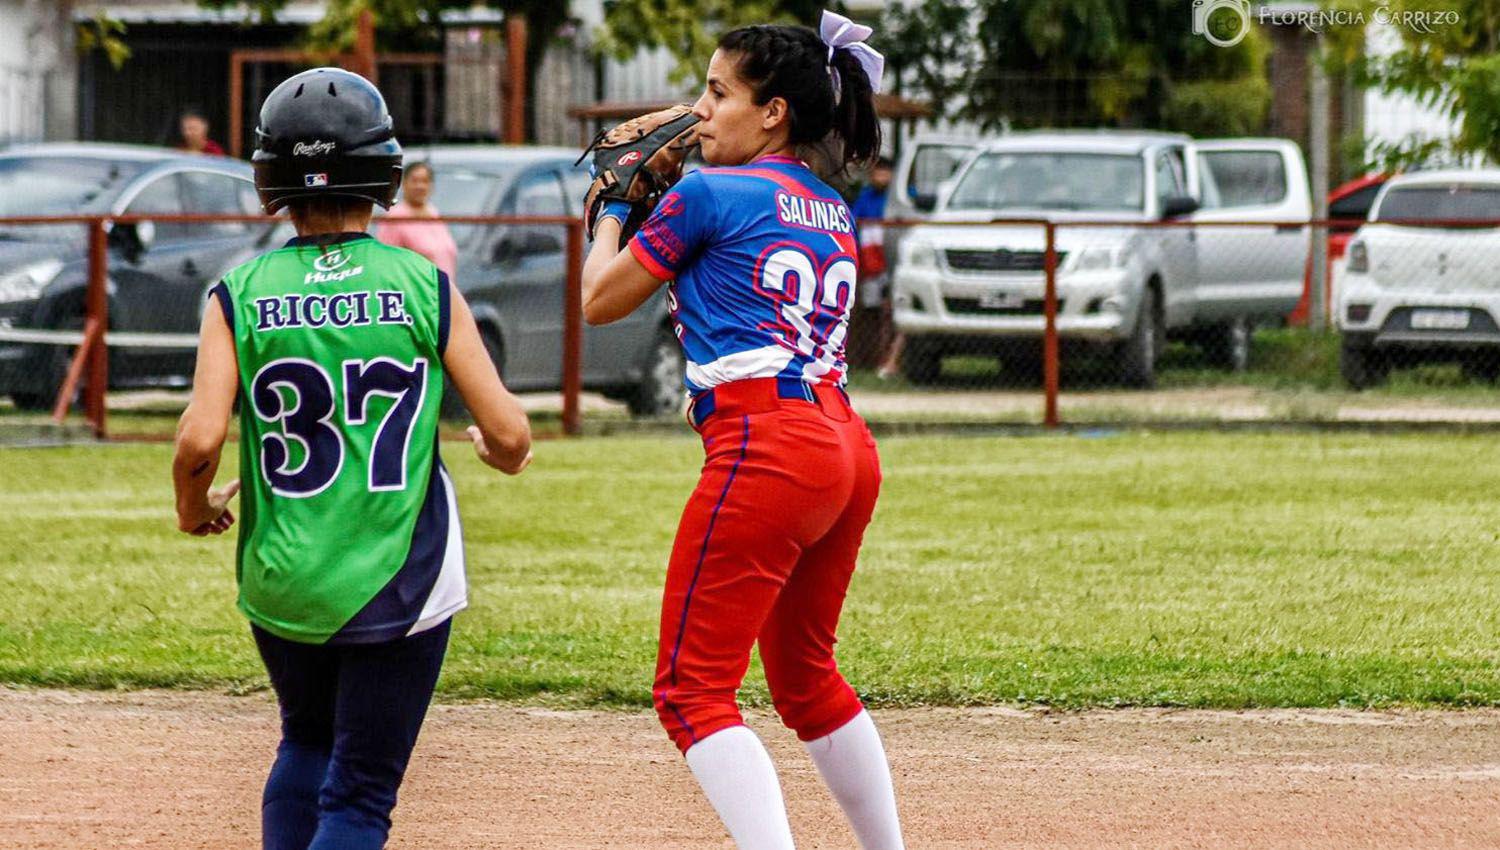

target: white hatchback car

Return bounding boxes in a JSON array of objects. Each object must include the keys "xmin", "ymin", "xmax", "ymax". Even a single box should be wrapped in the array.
[{"xmin": 1337, "ymin": 169, "xmax": 1500, "ymax": 388}]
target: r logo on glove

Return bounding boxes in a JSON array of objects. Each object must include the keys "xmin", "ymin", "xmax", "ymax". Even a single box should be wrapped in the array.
[{"xmin": 577, "ymin": 104, "xmax": 702, "ymax": 248}]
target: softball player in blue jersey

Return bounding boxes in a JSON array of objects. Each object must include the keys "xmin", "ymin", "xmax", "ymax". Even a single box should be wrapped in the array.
[{"xmin": 581, "ymin": 11, "xmax": 907, "ymax": 850}]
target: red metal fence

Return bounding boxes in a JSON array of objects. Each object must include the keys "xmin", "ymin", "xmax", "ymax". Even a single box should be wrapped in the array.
[
  {"xmin": 4, "ymin": 212, "xmax": 1498, "ymax": 438},
  {"xmin": 0, "ymin": 213, "xmax": 585, "ymax": 439}
]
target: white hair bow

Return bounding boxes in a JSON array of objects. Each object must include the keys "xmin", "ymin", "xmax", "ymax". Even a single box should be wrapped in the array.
[{"xmin": 819, "ymin": 9, "xmax": 884, "ymax": 95}]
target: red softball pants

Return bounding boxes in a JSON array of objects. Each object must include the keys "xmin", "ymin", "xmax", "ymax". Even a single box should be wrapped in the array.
[{"xmin": 653, "ymin": 378, "xmax": 882, "ymax": 754}]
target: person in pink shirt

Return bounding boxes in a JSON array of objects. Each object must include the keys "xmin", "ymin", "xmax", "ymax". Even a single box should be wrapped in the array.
[{"xmin": 377, "ymin": 161, "xmax": 458, "ymax": 280}]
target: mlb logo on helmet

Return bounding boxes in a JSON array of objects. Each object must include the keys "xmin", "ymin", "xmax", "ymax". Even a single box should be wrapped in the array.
[
  {"xmin": 304, "ymin": 173, "xmax": 329, "ymax": 188},
  {"xmin": 616, "ymin": 151, "xmax": 643, "ymax": 167}
]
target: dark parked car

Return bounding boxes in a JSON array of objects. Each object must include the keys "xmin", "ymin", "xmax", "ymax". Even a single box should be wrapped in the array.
[
  {"xmin": 395, "ymin": 146, "xmax": 682, "ymax": 416},
  {"xmin": 0, "ymin": 143, "xmax": 273, "ymax": 408}
]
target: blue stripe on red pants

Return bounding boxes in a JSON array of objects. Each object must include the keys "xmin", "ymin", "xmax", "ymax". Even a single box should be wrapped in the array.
[{"xmin": 653, "ymin": 404, "xmax": 877, "ymax": 753}]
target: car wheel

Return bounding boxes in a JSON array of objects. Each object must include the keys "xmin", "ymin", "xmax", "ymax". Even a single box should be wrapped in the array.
[
  {"xmin": 899, "ymin": 337, "xmax": 943, "ymax": 384},
  {"xmin": 8, "ymin": 390, "xmax": 52, "ymax": 411},
  {"xmin": 627, "ymin": 327, "xmax": 686, "ymax": 417},
  {"xmin": 1117, "ymin": 286, "xmax": 1161, "ymax": 388},
  {"xmin": 1202, "ymin": 315, "xmax": 1252, "ymax": 372},
  {"xmin": 1340, "ymin": 334, "xmax": 1389, "ymax": 390},
  {"xmin": 441, "ymin": 324, "xmax": 504, "ymax": 419},
  {"xmin": 1461, "ymin": 353, "xmax": 1500, "ymax": 384}
]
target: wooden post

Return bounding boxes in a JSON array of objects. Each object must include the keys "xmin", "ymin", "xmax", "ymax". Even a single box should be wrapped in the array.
[
  {"xmin": 1043, "ymin": 222, "xmax": 1060, "ymax": 429},
  {"xmin": 562, "ymin": 219, "xmax": 584, "ymax": 436},
  {"xmin": 355, "ymin": 9, "xmax": 378, "ymax": 83},
  {"xmin": 85, "ymin": 218, "xmax": 109, "ymax": 438},
  {"xmin": 229, "ymin": 53, "xmax": 244, "ymax": 158},
  {"xmin": 505, "ymin": 14, "xmax": 528, "ymax": 144}
]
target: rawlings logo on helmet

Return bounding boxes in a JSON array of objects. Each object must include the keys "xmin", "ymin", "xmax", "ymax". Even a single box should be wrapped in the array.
[
  {"xmin": 616, "ymin": 151, "xmax": 643, "ymax": 167},
  {"xmin": 293, "ymin": 140, "xmax": 337, "ymax": 157}
]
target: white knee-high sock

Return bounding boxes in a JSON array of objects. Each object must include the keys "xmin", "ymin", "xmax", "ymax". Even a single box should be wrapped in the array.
[
  {"xmin": 804, "ymin": 710, "xmax": 905, "ymax": 850},
  {"xmin": 684, "ymin": 725, "xmax": 797, "ymax": 850}
]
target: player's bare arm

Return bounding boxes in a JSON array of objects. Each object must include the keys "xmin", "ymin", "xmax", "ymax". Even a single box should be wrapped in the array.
[
  {"xmin": 172, "ymin": 300, "xmax": 240, "ymax": 535},
  {"xmin": 581, "ymin": 220, "xmax": 663, "ymax": 325},
  {"xmin": 443, "ymin": 280, "xmax": 533, "ymax": 473}
]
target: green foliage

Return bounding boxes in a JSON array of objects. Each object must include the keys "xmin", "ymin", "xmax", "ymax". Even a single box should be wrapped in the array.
[
  {"xmin": 1162, "ymin": 75, "xmax": 1273, "ymax": 137},
  {"xmin": 593, "ymin": 0, "xmax": 838, "ymax": 84},
  {"xmin": 1326, "ymin": 0, "xmax": 1500, "ymax": 170},
  {"xmin": 76, "ymin": 13, "xmax": 131, "ymax": 70},
  {"xmin": 874, "ymin": 0, "xmax": 979, "ymax": 115},
  {"xmin": 4, "ymin": 433, "xmax": 1500, "ymax": 708},
  {"xmin": 594, "ymin": 0, "xmax": 791, "ymax": 84},
  {"xmin": 867, "ymin": 0, "xmax": 1271, "ymax": 134}
]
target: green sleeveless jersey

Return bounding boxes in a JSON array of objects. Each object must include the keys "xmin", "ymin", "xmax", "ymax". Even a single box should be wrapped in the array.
[{"xmin": 214, "ymin": 233, "xmax": 464, "ymax": 645}]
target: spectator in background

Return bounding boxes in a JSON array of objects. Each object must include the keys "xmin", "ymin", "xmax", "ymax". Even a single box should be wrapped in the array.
[
  {"xmin": 377, "ymin": 161, "xmax": 458, "ymax": 281},
  {"xmin": 846, "ymin": 157, "xmax": 905, "ymax": 378},
  {"xmin": 176, "ymin": 109, "xmax": 225, "ymax": 156},
  {"xmin": 851, "ymin": 156, "xmax": 893, "ymax": 223}
]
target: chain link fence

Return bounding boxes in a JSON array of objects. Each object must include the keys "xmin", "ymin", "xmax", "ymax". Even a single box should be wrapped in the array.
[
  {"xmin": 0, "ymin": 210, "xmax": 594, "ymax": 442},
  {"xmin": 852, "ymin": 211, "xmax": 1500, "ymax": 426},
  {"xmin": 5, "ymin": 207, "xmax": 1500, "ymax": 442}
]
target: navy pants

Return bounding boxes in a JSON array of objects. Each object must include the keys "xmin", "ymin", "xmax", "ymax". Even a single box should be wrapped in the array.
[{"xmin": 252, "ymin": 620, "xmax": 450, "ymax": 850}]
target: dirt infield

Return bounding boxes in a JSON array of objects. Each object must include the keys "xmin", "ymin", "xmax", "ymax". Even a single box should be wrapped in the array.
[{"xmin": 3, "ymin": 688, "xmax": 1497, "ymax": 849}]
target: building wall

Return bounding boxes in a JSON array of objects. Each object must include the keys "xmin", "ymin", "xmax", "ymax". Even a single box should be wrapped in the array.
[{"xmin": 0, "ymin": 0, "xmax": 77, "ymax": 144}]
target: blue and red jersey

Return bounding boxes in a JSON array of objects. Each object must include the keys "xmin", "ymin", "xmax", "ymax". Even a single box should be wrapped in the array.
[{"xmin": 628, "ymin": 155, "xmax": 860, "ymax": 393}]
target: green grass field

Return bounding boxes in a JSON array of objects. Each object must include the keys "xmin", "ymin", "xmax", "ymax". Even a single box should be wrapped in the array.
[{"xmin": 2, "ymin": 431, "xmax": 1499, "ymax": 709}]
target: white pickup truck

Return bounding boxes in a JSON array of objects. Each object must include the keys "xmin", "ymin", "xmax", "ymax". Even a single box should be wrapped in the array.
[{"xmin": 890, "ymin": 131, "xmax": 1312, "ymax": 386}]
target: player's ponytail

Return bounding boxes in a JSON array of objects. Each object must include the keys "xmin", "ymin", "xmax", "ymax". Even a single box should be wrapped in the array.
[
  {"xmin": 718, "ymin": 17, "xmax": 882, "ymax": 170},
  {"xmin": 828, "ymin": 45, "xmax": 881, "ymax": 165}
]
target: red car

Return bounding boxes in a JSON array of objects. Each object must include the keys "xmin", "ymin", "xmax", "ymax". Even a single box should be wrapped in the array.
[{"xmin": 1291, "ymin": 172, "xmax": 1392, "ymax": 325}]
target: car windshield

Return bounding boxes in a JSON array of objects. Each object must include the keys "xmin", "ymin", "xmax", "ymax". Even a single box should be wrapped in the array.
[
  {"xmin": 386, "ymin": 163, "xmax": 515, "ymax": 243},
  {"xmin": 0, "ymin": 157, "xmax": 147, "ymax": 219},
  {"xmin": 1376, "ymin": 184, "xmax": 1500, "ymax": 223},
  {"xmin": 947, "ymin": 152, "xmax": 1144, "ymax": 212}
]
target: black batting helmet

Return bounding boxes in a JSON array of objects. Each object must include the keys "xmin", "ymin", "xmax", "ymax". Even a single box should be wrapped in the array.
[{"xmin": 252, "ymin": 67, "xmax": 403, "ymax": 213}]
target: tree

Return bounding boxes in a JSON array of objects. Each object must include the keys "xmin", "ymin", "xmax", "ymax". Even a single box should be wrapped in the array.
[
  {"xmin": 1324, "ymin": 0, "xmax": 1500, "ymax": 170},
  {"xmin": 593, "ymin": 0, "xmax": 831, "ymax": 83},
  {"xmin": 872, "ymin": 0, "xmax": 1270, "ymax": 136}
]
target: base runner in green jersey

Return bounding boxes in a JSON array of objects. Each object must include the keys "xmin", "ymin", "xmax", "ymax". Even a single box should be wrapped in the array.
[{"xmin": 171, "ymin": 68, "xmax": 531, "ymax": 850}]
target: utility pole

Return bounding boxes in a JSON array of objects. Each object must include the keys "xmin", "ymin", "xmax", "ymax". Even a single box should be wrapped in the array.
[{"xmin": 1308, "ymin": 45, "xmax": 1330, "ymax": 331}]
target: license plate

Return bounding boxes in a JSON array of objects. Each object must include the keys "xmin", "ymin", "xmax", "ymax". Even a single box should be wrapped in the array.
[
  {"xmin": 1411, "ymin": 309, "xmax": 1470, "ymax": 330},
  {"xmin": 978, "ymin": 290, "xmax": 1026, "ymax": 309}
]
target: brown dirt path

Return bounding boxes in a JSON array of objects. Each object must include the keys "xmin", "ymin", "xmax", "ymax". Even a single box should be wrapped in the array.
[{"xmin": 2, "ymin": 688, "xmax": 1497, "ymax": 849}]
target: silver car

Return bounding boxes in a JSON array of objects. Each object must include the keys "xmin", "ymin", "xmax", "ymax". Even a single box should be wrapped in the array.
[{"xmin": 400, "ymin": 146, "xmax": 682, "ymax": 416}]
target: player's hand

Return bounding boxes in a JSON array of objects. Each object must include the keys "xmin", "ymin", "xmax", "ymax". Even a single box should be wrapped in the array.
[
  {"xmin": 503, "ymin": 450, "xmax": 534, "ymax": 476},
  {"xmin": 182, "ymin": 479, "xmax": 240, "ymax": 536},
  {"xmin": 468, "ymin": 425, "xmax": 533, "ymax": 475},
  {"xmin": 467, "ymin": 424, "xmax": 490, "ymax": 464}
]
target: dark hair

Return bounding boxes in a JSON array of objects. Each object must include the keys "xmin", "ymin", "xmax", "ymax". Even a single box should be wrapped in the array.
[
  {"xmin": 717, "ymin": 24, "xmax": 881, "ymax": 168},
  {"xmin": 873, "ymin": 156, "xmax": 894, "ymax": 170},
  {"xmin": 178, "ymin": 107, "xmax": 209, "ymax": 125},
  {"xmin": 406, "ymin": 160, "xmax": 433, "ymax": 179}
]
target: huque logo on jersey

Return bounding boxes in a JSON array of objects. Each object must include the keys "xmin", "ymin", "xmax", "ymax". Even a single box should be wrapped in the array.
[
  {"xmin": 616, "ymin": 150, "xmax": 643, "ymax": 167},
  {"xmin": 775, "ymin": 191, "xmax": 852, "ymax": 234},
  {"xmin": 293, "ymin": 140, "xmax": 337, "ymax": 156},
  {"xmin": 313, "ymin": 249, "xmax": 351, "ymax": 273},
  {"xmin": 305, "ymin": 249, "xmax": 364, "ymax": 285}
]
